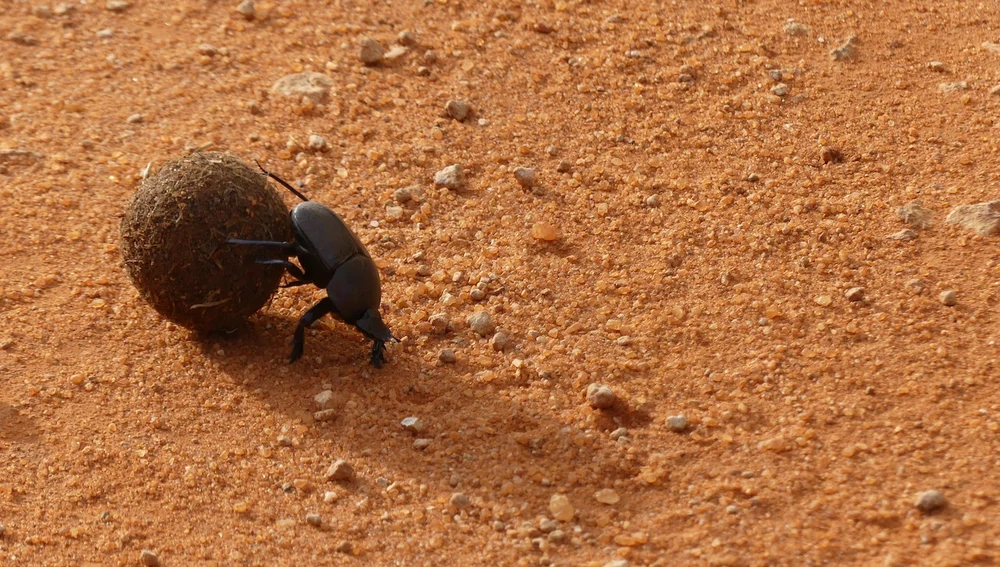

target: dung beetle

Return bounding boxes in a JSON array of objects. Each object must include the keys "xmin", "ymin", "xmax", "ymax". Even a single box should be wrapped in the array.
[{"xmin": 228, "ymin": 163, "xmax": 396, "ymax": 367}]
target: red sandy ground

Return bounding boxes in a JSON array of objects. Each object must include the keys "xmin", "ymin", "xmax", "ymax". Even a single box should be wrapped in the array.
[{"xmin": 2, "ymin": 0, "xmax": 1000, "ymax": 565}]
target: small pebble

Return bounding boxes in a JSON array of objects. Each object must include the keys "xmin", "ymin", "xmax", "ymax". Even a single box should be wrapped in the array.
[
  {"xmin": 428, "ymin": 313, "xmax": 450, "ymax": 335},
  {"xmin": 385, "ymin": 205, "xmax": 404, "ymax": 220},
  {"xmin": 106, "ymin": 0, "xmax": 130, "ymax": 12},
  {"xmin": 586, "ymin": 383, "xmax": 616, "ymax": 409},
  {"xmin": 814, "ymin": 295, "xmax": 833, "ymax": 307},
  {"xmin": 335, "ymin": 541, "xmax": 354, "ymax": 554},
  {"xmin": 771, "ymin": 83, "xmax": 789, "ymax": 97},
  {"xmin": 439, "ymin": 348, "xmax": 457, "ymax": 364},
  {"xmin": 272, "ymin": 72, "xmax": 334, "ymax": 104},
  {"xmin": 314, "ymin": 390, "xmax": 335, "ymax": 410},
  {"xmin": 556, "ymin": 160, "xmax": 573, "ymax": 173},
  {"xmin": 604, "ymin": 561, "xmax": 630, "ymax": 567},
  {"xmin": 944, "ymin": 200, "xmax": 1000, "ymax": 236},
  {"xmin": 514, "ymin": 167, "xmax": 537, "ymax": 189},
  {"xmin": 384, "ymin": 46, "xmax": 407, "ymax": 60},
  {"xmin": 549, "ymin": 493, "xmax": 575, "ymax": 522},
  {"xmin": 313, "ymin": 409, "xmax": 337, "ymax": 422},
  {"xmin": 394, "ymin": 186, "xmax": 413, "ymax": 203},
  {"xmin": 609, "ymin": 427, "xmax": 628, "ymax": 440},
  {"xmin": 325, "ymin": 459, "xmax": 355, "ymax": 482},
  {"xmin": 830, "ymin": 35, "xmax": 858, "ymax": 61},
  {"xmin": 530, "ymin": 222, "xmax": 559, "ymax": 241},
  {"xmin": 467, "ymin": 311, "xmax": 495, "ymax": 336},
  {"xmin": 358, "ymin": 37, "xmax": 385, "ymax": 65},
  {"xmin": 96, "ymin": 28, "xmax": 114, "ymax": 38},
  {"xmin": 308, "ymin": 134, "xmax": 326, "ymax": 150},
  {"xmin": 469, "ymin": 287, "xmax": 486, "ymax": 301},
  {"xmin": 821, "ymin": 147, "xmax": 844, "ymax": 164},
  {"xmin": 413, "ymin": 438, "xmax": 432, "ymax": 449},
  {"xmin": 667, "ymin": 414, "xmax": 689, "ymax": 432},
  {"xmin": 547, "ymin": 529, "xmax": 566, "ymax": 543},
  {"xmin": 306, "ymin": 513, "xmax": 322, "ymax": 527},
  {"xmin": 928, "ymin": 61, "xmax": 946, "ymax": 72},
  {"xmin": 595, "ymin": 488, "xmax": 620, "ymax": 505},
  {"xmin": 845, "ymin": 287, "xmax": 865, "ymax": 302},
  {"xmin": 449, "ymin": 493, "xmax": 470, "ymax": 509},
  {"xmin": 198, "ymin": 44, "xmax": 218, "ymax": 56},
  {"xmin": 434, "ymin": 164, "xmax": 464, "ymax": 190},
  {"xmin": 139, "ymin": 550, "xmax": 159, "ymax": 567},
  {"xmin": 645, "ymin": 194, "xmax": 660, "ymax": 207},
  {"xmin": 0, "ymin": 524, "xmax": 5, "ymax": 537},
  {"xmin": 491, "ymin": 331, "xmax": 510, "ymax": 351},
  {"xmin": 897, "ymin": 200, "xmax": 933, "ymax": 228},
  {"xmin": 398, "ymin": 30, "xmax": 417, "ymax": 46},
  {"xmin": 939, "ymin": 290, "xmax": 957, "ymax": 306},
  {"xmin": 888, "ymin": 229, "xmax": 917, "ymax": 241},
  {"xmin": 939, "ymin": 81, "xmax": 968, "ymax": 94},
  {"xmin": 323, "ymin": 491, "xmax": 339, "ymax": 503},
  {"xmin": 126, "ymin": 114, "xmax": 144, "ymax": 124},
  {"xmin": 784, "ymin": 20, "xmax": 808, "ymax": 36},
  {"xmin": 445, "ymin": 100, "xmax": 471, "ymax": 121},
  {"xmin": 236, "ymin": 0, "xmax": 255, "ymax": 20},
  {"xmin": 915, "ymin": 490, "xmax": 946, "ymax": 513},
  {"xmin": 538, "ymin": 518, "xmax": 558, "ymax": 533},
  {"xmin": 401, "ymin": 417, "xmax": 425, "ymax": 434}
]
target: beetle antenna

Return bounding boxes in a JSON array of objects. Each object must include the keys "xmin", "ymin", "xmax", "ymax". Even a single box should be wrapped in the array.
[{"xmin": 255, "ymin": 160, "xmax": 310, "ymax": 202}]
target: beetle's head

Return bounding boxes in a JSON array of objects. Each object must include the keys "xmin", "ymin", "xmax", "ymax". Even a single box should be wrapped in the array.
[{"xmin": 354, "ymin": 309, "xmax": 396, "ymax": 343}]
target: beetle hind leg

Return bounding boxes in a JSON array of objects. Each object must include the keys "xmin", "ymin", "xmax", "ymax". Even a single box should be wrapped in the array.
[{"xmin": 289, "ymin": 298, "xmax": 333, "ymax": 363}]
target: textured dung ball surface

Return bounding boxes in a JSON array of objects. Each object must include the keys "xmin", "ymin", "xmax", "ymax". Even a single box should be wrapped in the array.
[{"xmin": 120, "ymin": 152, "xmax": 291, "ymax": 332}]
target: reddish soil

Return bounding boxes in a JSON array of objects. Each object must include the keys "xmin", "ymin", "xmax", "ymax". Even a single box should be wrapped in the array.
[{"xmin": 2, "ymin": 1, "xmax": 1000, "ymax": 566}]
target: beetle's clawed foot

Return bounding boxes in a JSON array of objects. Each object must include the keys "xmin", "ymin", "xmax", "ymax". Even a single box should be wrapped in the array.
[
  {"xmin": 288, "ymin": 340, "xmax": 304, "ymax": 363},
  {"xmin": 370, "ymin": 340, "xmax": 387, "ymax": 368}
]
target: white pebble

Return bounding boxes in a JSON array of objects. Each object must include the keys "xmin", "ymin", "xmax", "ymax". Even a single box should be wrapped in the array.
[
  {"xmin": 434, "ymin": 164, "xmax": 464, "ymax": 190},
  {"xmin": 667, "ymin": 414, "xmax": 689, "ymax": 432},
  {"xmin": 314, "ymin": 390, "xmax": 335, "ymax": 410},
  {"xmin": 308, "ymin": 134, "xmax": 326, "ymax": 150},
  {"xmin": 915, "ymin": 490, "xmax": 946, "ymax": 513},
  {"xmin": 586, "ymin": 383, "xmax": 616, "ymax": 409},
  {"xmin": 236, "ymin": 0, "xmax": 255, "ymax": 19},
  {"xmin": 939, "ymin": 290, "xmax": 957, "ymax": 306}
]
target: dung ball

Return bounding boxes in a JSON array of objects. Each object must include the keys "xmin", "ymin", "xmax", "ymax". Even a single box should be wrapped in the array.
[{"xmin": 120, "ymin": 152, "xmax": 291, "ymax": 332}]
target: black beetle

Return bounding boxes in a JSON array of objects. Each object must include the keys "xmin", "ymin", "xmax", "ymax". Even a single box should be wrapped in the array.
[{"xmin": 228, "ymin": 163, "xmax": 396, "ymax": 367}]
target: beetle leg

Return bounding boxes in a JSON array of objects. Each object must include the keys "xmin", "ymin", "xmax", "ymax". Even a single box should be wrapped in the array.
[
  {"xmin": 226, "ymin": 238, "xmax": 298, "ymax": 255},
  {"xmin": 289, "ymin": 298, "xmax": 333, "ymax": 363},
  {"xmin": 370, "ymin": 340, "xmax": 387, "ymax": 368},
  {"xmin": 253, "ymin": 259, "xmax": 308, "ymax": 280}
]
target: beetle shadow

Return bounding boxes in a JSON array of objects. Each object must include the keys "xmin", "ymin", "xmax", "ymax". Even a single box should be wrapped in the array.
[{"xmin": 189, "ymin": 310, "xmax": 656, "ymax": 522}]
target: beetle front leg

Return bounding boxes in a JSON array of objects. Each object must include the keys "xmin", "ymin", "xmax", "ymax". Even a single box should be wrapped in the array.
[
  {"xmin": 253, "ymin": 259, "xmax": 309, "ymax": 286},
  {"xmin": 370, "ymin": 340, "xmax": 387, "ymax": 368},
  {"xmin": 289, "ymin": 298, "xmax": 333, "ymax": 363}
]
